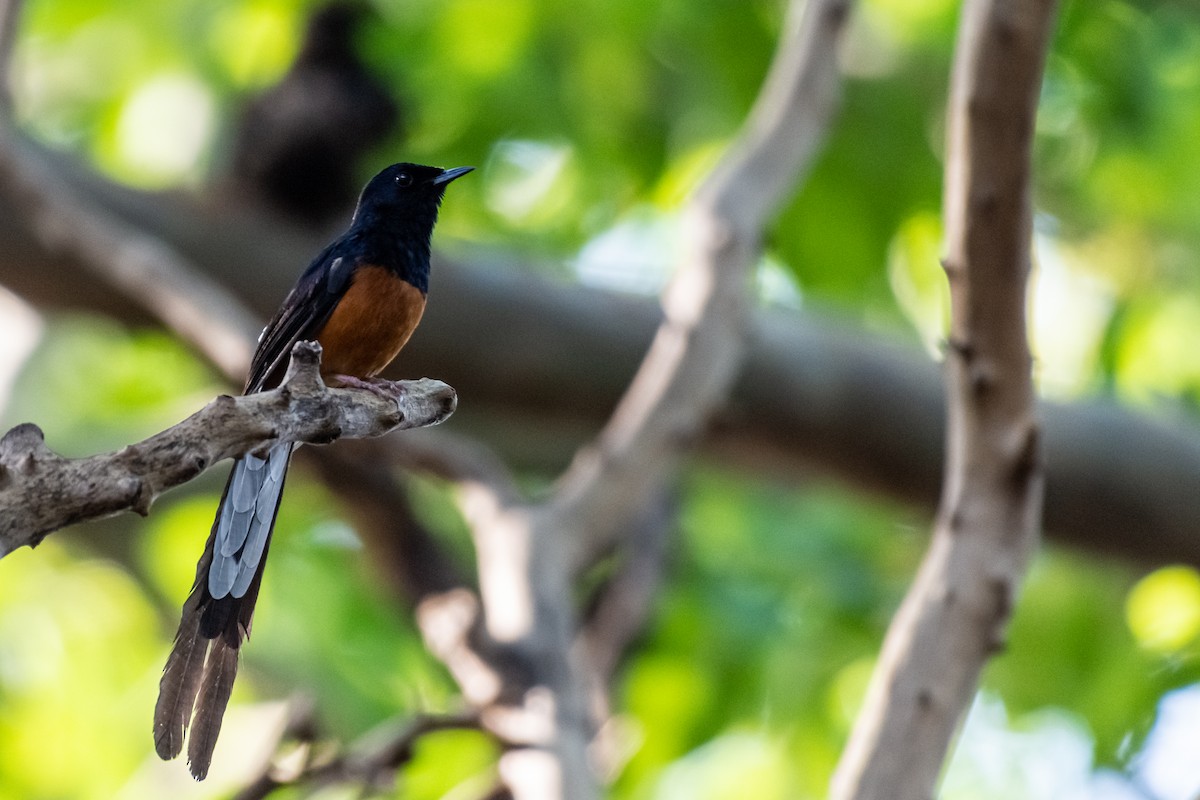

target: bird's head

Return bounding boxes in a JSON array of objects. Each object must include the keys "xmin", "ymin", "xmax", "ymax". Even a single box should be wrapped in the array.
[{"xmin": 353, "ymin": 163, "xmax": 473, "ymax": 226}]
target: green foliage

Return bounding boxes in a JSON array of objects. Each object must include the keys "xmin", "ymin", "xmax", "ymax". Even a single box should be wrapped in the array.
[
  {"xmin": 617, "ymin": 475, "xmax": 922, "ymax": 798},
  {"xmin": 0, "ymin": 543, "xmax": 162, "ymax": 800},
  {"xmin": 400, "ymin": 728, "xmax": 499, "ymax": 799},
  {"xmin": 986, "ymin": 554, "xmax": 1198, "ymax": 767}
]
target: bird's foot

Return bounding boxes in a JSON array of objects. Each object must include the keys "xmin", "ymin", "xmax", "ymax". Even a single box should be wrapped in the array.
[{"xmin": 330, "ymin": 374, "xmax": 407, "ymax": 403}]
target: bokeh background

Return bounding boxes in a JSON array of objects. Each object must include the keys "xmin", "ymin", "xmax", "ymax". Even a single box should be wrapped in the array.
[{"xmin": 3, "ymin": 0, "xmax": 1200, "ymax": 798}]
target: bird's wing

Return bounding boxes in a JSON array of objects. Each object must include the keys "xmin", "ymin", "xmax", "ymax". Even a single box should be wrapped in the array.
[{"xmin": 245, "ymin": 241, "xmax": 358, "ymax": 393}]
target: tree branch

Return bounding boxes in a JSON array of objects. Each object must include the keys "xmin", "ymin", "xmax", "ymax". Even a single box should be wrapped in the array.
[
  {"xmin": 0, "ymin": 341, "xmax": 456, "ymax": 555},
  {"xmin": 552, "ymin": 0, "xmax": 852, "ymax": 570},
  {"xmin": 0, "ymin": 0, "xmax": 259, "ymax": 383},
  {"xmin": 234, "ymin": 705, "xmax": 482, "ymax": 800},
  {"xmin": 830, "ymin": 0, "xmax": 1057, "ymax": 797},
  {"xmin": 302, "ymin": 440, "xmax": 472, "ymax": 604},
  {"xmin": 388, "ymin": 427, "xmax": 524, "ymax": 508},
  {"xmin": 575, "ymin": 488, "xmax": 674, "ymax": 781},
  {"xmin": 577, "ymin": 487, "xmax": 674, "ymax": 689}
]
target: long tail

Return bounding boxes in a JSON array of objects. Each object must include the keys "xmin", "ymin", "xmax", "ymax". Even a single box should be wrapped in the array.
[{"xmin": 154, "ymin": 442, "xmax": 293, "ymax": 780}]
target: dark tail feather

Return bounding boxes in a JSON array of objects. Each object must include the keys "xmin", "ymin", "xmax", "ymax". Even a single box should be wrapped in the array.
[
  {"xmin": 154, "ymin": 451, "xmax": 288, "ymax": 780},
  {"xmin": 187, "ymin": 526, "xmax": 274, "ymax": 780},
  {"xmin": 153, "ymin": 606, "xmax": 207, "ymax": 760},
  {"xmin": 187, "ymin": 639, "xmax": 240, "ymax": 780},
  {"xmin": 154, "ymin": 494, "xmax": 223, "ymax": 761}
]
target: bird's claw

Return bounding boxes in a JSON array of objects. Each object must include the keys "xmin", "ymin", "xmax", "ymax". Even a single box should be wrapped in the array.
[{"xmin": 331, "ymin": 374, "xmax": 408, "ymax": 403}]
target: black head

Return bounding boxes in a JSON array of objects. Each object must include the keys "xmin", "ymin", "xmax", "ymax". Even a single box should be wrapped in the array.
[
  {"xmin": 352, "ymin": 163, "xmax": 473, "ymax": 226},
  {"xmin": 346, "ymin": 163, "xmax": 472, "ymax": 292}
]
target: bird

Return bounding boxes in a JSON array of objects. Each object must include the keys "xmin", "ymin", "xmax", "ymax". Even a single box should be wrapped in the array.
[{"xmin": 153, "ymin": 162, "xmax": 472, "ymax": 780}]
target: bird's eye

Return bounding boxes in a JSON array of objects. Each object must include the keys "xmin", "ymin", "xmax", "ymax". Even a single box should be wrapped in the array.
[{"xmin": 394, "ymin": 172, "xmax": 413, "ymax": 187}]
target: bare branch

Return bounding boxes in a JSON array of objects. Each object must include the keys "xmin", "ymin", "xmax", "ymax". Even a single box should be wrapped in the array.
[
  {"xmin": 830, "ymin": 1, "xmax": 1057, "ymax": 798},
  {"xmin": 577, "ymin": 488, "xmax": 674, "ymax": 689},
  {"xmin": 234, "ymin": 705, "xmax": 481, "ymax": 800},
  {"xmin": 389, "ymin": 427, "xmax": 524, "ymax": 508},
  {"xmin": 575, "ymin": 489, "xmax": 674, "ymax": 781},
  {"xmin": 0, "ymin": 341, "xmax": 456, "ymax": 556},
  {"xmin": 554, "ymin": 0, "xmax": 853, "ymax": 567}
]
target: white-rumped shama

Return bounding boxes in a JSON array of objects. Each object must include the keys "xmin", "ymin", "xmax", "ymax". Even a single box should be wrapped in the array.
[{"xmin": 154, "ymin": 162, "xmax": 472, "ymax": 780}]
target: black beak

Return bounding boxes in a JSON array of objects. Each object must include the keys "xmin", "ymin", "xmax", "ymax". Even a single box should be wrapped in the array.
[{"xmin": 431, "ymin": 166, "xmax": 474, "ymax": 186}]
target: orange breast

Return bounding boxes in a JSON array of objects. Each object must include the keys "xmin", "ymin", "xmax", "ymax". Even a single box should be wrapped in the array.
[{"xmin": 316, "ymin": 265, "xmax": 426, "ymax": 379}]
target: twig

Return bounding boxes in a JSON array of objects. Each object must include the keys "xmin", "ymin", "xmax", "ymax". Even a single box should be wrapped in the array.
[
  {"xmin": 829, "ymin": 1, "xmax": 1056, "ymax": 798},
  {"xmin": 0, "ymin": 341, "xmax": 456, "ymax": 555},
  {"xmin": 234, "ymin": 706, "xmax": 481, "ymax": 800},
  {"xmin": 304, "ymin": 439, "xmax": 537, "ymax": 736},
  {"xmin": 552, "ymin": 0, "xmax": 853, "ymax": 572},
  {"xmin": 388, "ymin": 427, "xmax": 523, "ymax": 507}
]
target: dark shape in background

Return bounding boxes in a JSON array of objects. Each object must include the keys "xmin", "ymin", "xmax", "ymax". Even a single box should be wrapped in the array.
[{"xmin": 227, "ymin": 1, "xmax": 400, "ymax": 225}]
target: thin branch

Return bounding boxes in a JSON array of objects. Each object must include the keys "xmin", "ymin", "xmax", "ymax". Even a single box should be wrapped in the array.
[
  {"xmin": 552, "ymin": 0, "xmax": 853, "ymax": 571},
  {"xmin": 0, "ymin": 341, "xmax": 456, "ymax": 555},
  {"xmin": 414, "ymin": 588, "xmax": 507, "ymax": 709},
  {"xmin": 306, "ymin": 437, "xmax": 540, "ymax": 736},
  {"xmin": 830, "ymin": 1, "xmax": 1057, "ymax": 798},
  {"xmin": 575, "ymin": 489, "xmax": 674, "ymax": 781},
  {"xmin": 577, "ymin": 487, "xmax": 674, "ymax": 688},
  {"xmin": 234, "ymin": 705, "xmax": 482, "ymax": 800},
  {"xmin": 388, "ymin": 427, "xmax": 524, "ymax": 508}
]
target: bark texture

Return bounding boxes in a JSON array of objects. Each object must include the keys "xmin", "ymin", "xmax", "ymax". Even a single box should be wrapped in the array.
[
  {"xmin": 0, "ymin": 341, "xmax": 456, "ymax": 556},
  {"xmin": 831, "ymin": 0, "xmax": 1058, "ymax": 797}
]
